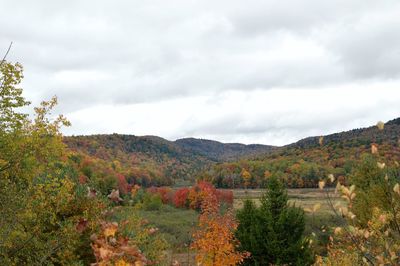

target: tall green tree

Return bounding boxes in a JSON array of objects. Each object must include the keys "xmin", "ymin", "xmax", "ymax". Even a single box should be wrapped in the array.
[{"xmin": 236, "ymin": 176, "xmax": 314, "ymax": 265}]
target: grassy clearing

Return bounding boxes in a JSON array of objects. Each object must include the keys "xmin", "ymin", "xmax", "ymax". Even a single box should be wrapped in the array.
[
  {"xmin": 115, "ymin": 188, "xmax": 344, "ymax": 264},
  {"xmin": 233, "ymin": 188, "xmax": 344, "ymax": 214},
  {"xmin": 136, "ymin": 205, "xmax": 198, "ymax": 252},
  {"xmin": 114, "ymin": 204, "xmax": 198, "ymax": 265},
  {"xmin": 137, "ymin": 205, "xmax": 198, "ymax": 265}
]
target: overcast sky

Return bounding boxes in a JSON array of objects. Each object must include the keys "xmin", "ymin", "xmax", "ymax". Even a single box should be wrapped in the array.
[{"xmin": 1, "ymin": 0, "xmax": 400, "ymax": 145}]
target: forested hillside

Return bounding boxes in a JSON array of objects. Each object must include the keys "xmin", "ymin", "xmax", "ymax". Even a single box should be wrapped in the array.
[
  {"xmin": 288, "ymin": 117, "xmax": 400, "ymax": 149},
  {"xmin": 64, "ymin": 134, "xmax": 275, "ymax": 187},
  {"xmin": 202, "ymin": 119, "xmax": 400, "ymax": 189},
  {"xmin": 64, "ymin": 134, "xmax": 211, "ymax": 187},
  {"xmin": 64, "ymin": 119, "xmax": 400, "ymax": 189},
  {"xmin": 175, "ymin": 138, "xmax": 276, "ymax": 161}
]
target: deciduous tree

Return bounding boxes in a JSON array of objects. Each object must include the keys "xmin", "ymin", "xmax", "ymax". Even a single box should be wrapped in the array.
[{"xmin": 191, "ymin": 188, "xmax": 248, "ymax": 266}]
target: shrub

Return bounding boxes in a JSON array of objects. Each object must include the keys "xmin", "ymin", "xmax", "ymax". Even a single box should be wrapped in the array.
[{"xmin": 142, "ymin": 193, "xmax": 163, "ymax": 211}]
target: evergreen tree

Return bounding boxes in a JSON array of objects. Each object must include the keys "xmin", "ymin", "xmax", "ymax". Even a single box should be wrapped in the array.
[{"xmin": 236, "ymin": 176, "xmax": 314, "ymax": 265}]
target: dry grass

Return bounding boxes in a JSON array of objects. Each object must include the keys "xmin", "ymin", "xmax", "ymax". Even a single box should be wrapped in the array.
[{"xmin": 233, "ymin": 188, "xmax": 344, "ymax": 215}]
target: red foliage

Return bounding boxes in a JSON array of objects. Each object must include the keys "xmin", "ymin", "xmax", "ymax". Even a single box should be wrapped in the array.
[
  {"xmin": 116, "ymin": 173, "xmax": 129, "ymax": 194},
  {"xmin": 78, "ymin": 175, "xmax": 87, "ymax": 184},
  {"xmin": 187, "ymin": 181, "xmax": 233, "ymax": 210},
  {"xmin": 146, "ymin": 181, "xmax": 233, "ymax": 211},
  {"xmin": 147, "ymin": 187, "xmax": 173, "ymax": 204},
  {"xmin": 173, "ymin": 188, "xmax": 190, "ymax": 208}
]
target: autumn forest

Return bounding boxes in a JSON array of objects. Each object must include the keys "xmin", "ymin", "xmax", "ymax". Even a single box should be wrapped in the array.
[{"xmin": 1, "ymin": 55, "xmax": 400, "ymax": 266}]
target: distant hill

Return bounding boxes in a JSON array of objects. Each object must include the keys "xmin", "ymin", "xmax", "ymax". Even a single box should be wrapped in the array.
[
  {"xmin": 174, "ymin": 138, "xmax": 276, "ymax": 161},
  {"xmin": 64, "ymin": 117, "xmax": 400, "ymax": 188},
  {"xmin": 205, "ymin": 117, "xmax": 400, "ymax": 189},
  {"xmin": 64, "ymin": 134, "xmax": 276, "ymax": 186},
  {"xmin": 286, "ymin": 117, "xmax": 400, "ymax": 150}
]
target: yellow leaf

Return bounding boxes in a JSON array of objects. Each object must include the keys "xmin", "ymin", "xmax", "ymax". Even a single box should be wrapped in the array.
[
  {"xmin": 334, "ymin": 227, "xmax": 342, "ymax": 235},
  {"xmin": 348, "ymin": 212, "xmax": 356, "ymax": 220},
  {"xmin": 328, "ymin": 174, "xmax": 335, "ymax": 183},
  {"xmin": 377, "ymin": 162, "xmax": 385, "ymax": 169},
  {"xmin": 335, "ymin": 182, "xmax": 341, "ymax": 194},
  {"xmin": 318, "ymin": 136, "xmax": 324, "ymax": 146},
  {"xmin": 350, "ymin": 193, "xmax": 356, "ymax": 200},
  {"xmin": 313, "ymin": 203, "xmax": 321, "ymax": 213},
  {"xmin": 318, "ymin": 181, "xmax": 325, "ymax": 190},
  {"xmin": 376, "ymin": 121, "xmax": 384, "ymax": 130},
  {"xmin": 371, "ymin": 144, "xmax": 378, "ymax": 154},
  {"xmin": 304, "ymin": 208, "xmax": 312, "ymax": 213},
  {"xmin": 115, "ymin": 259, "xmax": 130, "ymax": 266},
  {"xmin": 394, "ymin": 183, "xmax": 400, "ymax": 195},
  {"xmin": 104, "ymin": 224, "xmax": 118, "ymax": 238}
]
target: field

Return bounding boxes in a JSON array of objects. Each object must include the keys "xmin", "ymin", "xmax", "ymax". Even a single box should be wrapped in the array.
[
  {"xmin": 233, "ymin": 188, "xmax": 343, "ymax": 213},
  {"xmin": 122, "ymin": 188, "xmax": 344, "ymax": 265}
]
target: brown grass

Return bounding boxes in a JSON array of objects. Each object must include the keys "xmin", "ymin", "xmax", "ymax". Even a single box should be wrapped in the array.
[{"xmin": 233, "ymin": 188, "xmax": 344, "ymax": 215}]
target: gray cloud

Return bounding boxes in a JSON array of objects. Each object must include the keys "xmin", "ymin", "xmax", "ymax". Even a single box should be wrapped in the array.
[{"xmin": 1, "ymin": 0, "xmax": 400, "ymax": 144}]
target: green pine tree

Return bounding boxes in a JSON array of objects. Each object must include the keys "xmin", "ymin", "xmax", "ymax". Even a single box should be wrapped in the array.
[{"xmin": 236, "ymin": 176, "xmax": 314, "ymax": 265}]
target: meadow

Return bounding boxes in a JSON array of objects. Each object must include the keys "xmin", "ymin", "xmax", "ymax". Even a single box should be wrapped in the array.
[
  {"xmin": 121, "ymin": 188, "xmax": 344, "ymax": 265},
  {"xmin": 232, "ymin": 188, "xmax": 342, "ymax": 212}
]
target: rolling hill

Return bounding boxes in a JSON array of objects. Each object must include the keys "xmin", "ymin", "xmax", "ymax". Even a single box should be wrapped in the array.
[
  {"xmin": 174, "ymin": 137, "xmax": 276, "ymax": 161},
  {"xmin": 63, "ymin": 134, "xmax": 276, "ymax": 187},
  {"xmin": 203, "ymin": 118, "xmax": 400, "ymax": 189},
  {"xmin": 64, "ymin": 117, "xmax": 400, "ymax": 188}
]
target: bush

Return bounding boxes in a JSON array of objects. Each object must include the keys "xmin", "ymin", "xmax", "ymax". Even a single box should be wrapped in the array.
[{"xmin": 143, "ymin": 193, "xmax": 163, "ymax": 211}]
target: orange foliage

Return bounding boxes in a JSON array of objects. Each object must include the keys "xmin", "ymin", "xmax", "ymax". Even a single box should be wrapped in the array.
[
  {"xmin": 145, "ymin": 181, "xmax": 233, "ymax": 210},
  {"xmin": 91, "ymin": 221, "xmax": 147, "ymax": 265},
  {"xmin": 191, "ymin": 188, "xmax": 249, "ymax": 266}
]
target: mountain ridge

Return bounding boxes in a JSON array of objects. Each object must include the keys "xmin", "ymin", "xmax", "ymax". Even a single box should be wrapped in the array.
[{"xmin": 64, "ymin": 117, "xmax": 400, "ymax": 187}]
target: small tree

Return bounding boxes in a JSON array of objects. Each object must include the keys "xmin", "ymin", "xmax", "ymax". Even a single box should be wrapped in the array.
[
  {"xmin": 241, "ymin": 168, "xmax": 251, "ymax": 189},
  {"xmin": 236, "ymin": 176, "xmax": 314, "ymax": 265},
  {"xmin": 191, "ymin": 187, "xmax": 249, "ymax": 266}
]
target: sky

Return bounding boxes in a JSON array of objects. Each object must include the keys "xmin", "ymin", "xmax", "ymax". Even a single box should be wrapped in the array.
[{"xmin": 1, "ymin": 0, "xmax": 400, "ymax": 146}]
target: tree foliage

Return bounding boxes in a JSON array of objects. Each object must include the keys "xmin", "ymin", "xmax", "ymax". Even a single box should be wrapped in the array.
[
  {"xmin": 236, "ymin": 176, "xmax": 314, "ymax": 265},
  {"xmin": 191, "ymin": 188, "xmax": 249, "ymax": 266},
  {"xmin": 317, "ymin": 156, "xmax": 400, "ymax": 265},
  {"xmin": 0, "ymin": 61, "xmax": 106, "ymax": 265}
]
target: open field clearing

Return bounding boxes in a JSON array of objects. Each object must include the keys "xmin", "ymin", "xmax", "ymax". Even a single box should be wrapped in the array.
[
  {"xmin": 232, "ymin": 188, "xmax": 344, "ymax": 215},
  {"xmin": 130, "ymin": 188, "xmax": 345, "ymax": 264}
]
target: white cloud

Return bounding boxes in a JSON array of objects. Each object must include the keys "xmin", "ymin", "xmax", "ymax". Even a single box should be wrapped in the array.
[
  {"xmin": 63, "ymin": 83, "xmax": 400, "ymax": 145},
  {"xmin": 1, "ymin": 0, "xmax": 399, "ymax": 145}
]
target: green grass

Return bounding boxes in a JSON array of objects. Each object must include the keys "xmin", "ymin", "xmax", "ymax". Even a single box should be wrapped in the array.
[{"xmin": 136, "ymin": 205, "xmax": 198, "ymax": 252}]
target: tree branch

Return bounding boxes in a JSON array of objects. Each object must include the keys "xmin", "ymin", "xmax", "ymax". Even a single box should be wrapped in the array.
[{"xmin": 0, "ymin": 42, "xmax": 13, "ymax": 68}]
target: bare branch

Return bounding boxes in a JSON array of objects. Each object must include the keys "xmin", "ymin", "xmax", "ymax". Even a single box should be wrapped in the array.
[{"xmin": 0, "ymin": 42, "xmax": 13, "ymax": 68}]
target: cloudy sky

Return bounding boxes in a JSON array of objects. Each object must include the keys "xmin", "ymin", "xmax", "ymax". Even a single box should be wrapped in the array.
[{"xmin": 1, "ymin": 0, "xmax": 400, "ymax": 145}]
